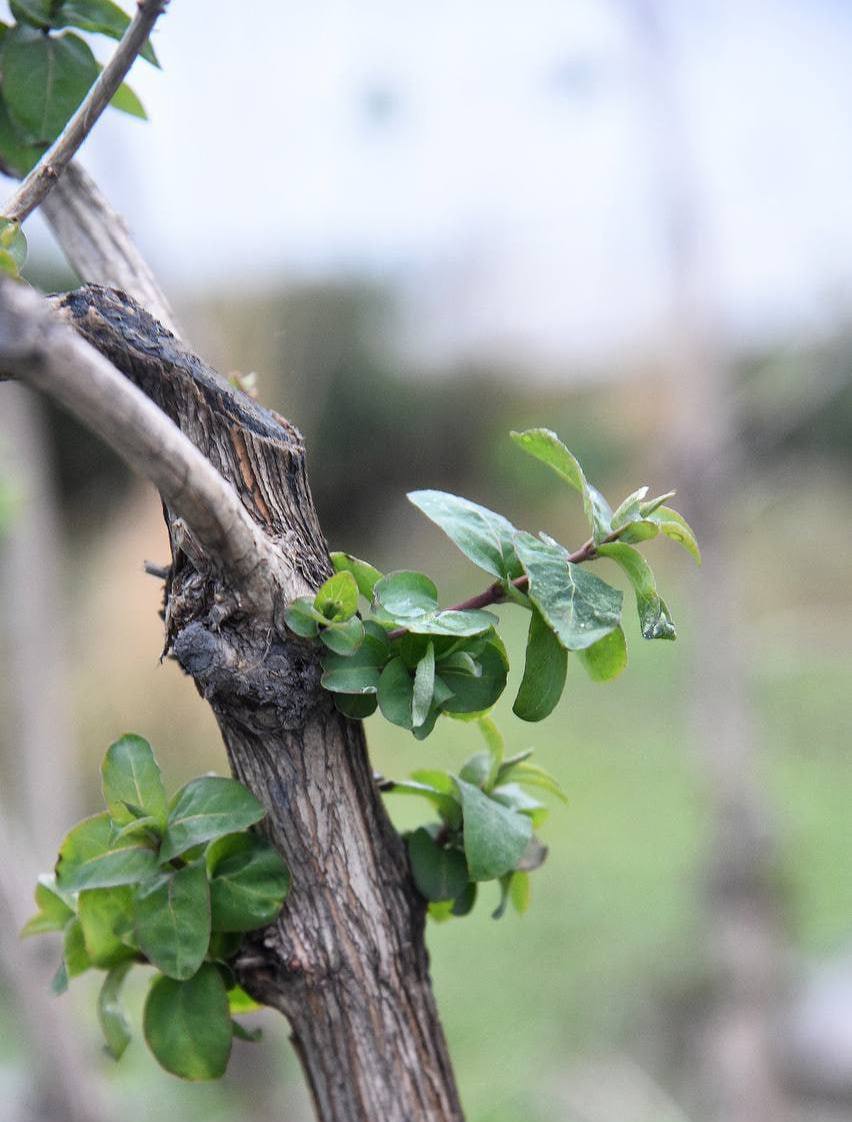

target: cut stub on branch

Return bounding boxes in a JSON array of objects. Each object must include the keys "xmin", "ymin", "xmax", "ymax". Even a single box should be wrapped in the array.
[{"xmin": 40, "ymin": 284, "xmax": 465, "ymax": 1122}]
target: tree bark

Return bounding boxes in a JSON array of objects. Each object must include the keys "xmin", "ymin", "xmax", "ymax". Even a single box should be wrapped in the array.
[{"xmin": 49, "ymin": 285, "xmax": 465, "ymax": 1122}]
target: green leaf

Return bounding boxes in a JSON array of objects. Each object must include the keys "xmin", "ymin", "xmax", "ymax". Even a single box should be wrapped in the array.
[
  {"xmin": 20, "ymin": 875, "xmax": 74, "ymax": 937},
  {"xmin": 510, "ymin": 871, "xmax": 531, "ymax": 915},
  {"xmin": 405, "ymin": 608, "xmax": 498, "ymax": 637},
  {"xmin": 143, "ymin": 964, "xmax": 232, "ymax": 1080},
  {"xmin": 63, "ymin": 915, "xmax": 91, "ymax": 978},
  {"xmin": 596, "ymin": 542, "xmax": 676, "ymax": 640},
  {"xmin": 382, "ymin": 778, "xmax": 461, "ymax": 828},
  {"xmin": 9, "ymin": 0, "xmax": 52, "ymax": 28},
  {"xmin": 0, "ymin": 93, "xmax": 44, "ymax": 176},
  {"xmin": 412, "ymin": 642, "xmax": 435, "ymax": 728},
  {"xmin": 496, "ymin": 760, "xmax": 568, "ymax": 804},
  {"xmin": 407, "ymin": 490, "xmax": 522, "ymax": 580},
  {"xmin": 455, "ymin": 779, "xmax": 533, "ymax": 881},
  {"xmin": 459, "ymin": 751, "xmax": 492, "ymax": 788},
  {"xmin": 321, "ymin": 665, "xmax": 381, "ymax": 695},
  {"xmin": 451, "ymin": 880, "xmax": 477, "ymax": 917},
  {"xmin": 333, "ymin": 693, "xmax": 378, "ymax": 719},
  {"xmin": 376, "ymin": 657, "xmax": 414, "ymax": 729},
  {"xmin": 490, "ymin": 783, "xmax": 548, "ymax": 829},
  {"xmin": 52, "ymin": 0, "xmax": 159, "ymax": 65},
  {"xmin": 439, "ymin": 637, "xmax": 508, "ymax": 715},
  {"xmin": 619, "ymin": 520, "xmax": 659, "ymax": 544},
  {"xmin": 373, "ymin": 571, "xmax": 438, "ymax": 619},
  {"xmin": 227, "ymin": 985, "xmax": 262, "ymax": 1015},
  {"xmin": 639, "ymin": 490, "xmax": 676, "ymax": 517},
  {"xmin": 330, "ymin": 552, "xmax": 383, "ymax": 598},
  {"xmin": 113, "ymin": 814, "xmax": 161, "ymax": 842},
  {"xmin": 514, "ymin": 532, "xmax": 622, "ymax": 651},
  {"xmin": 646, "ymin": 505, "xmax": 701, "ymax": 565},
  {"xmin": 510, "ymin": 429, "xmax": 613, "ymax": 541},
  {"xmin": 0, "ymin": 218, "xmax": 27, "ymax": 274},
  {"xmin": 109, "ymin": 81, "xmax": 146, "ymax": 119},
  {"xmin": 577, "ymin": 625, "xmax": 628, "ymax": 682},
  {"xmin": 3, "ymin": 28, "xmax": 98, "ymax": 144},
  {"xmin": 134, "ymin": 862, "xmax": 210, "ymax": 980},
  {"xmin": 102, "ymin": 733, "xmax": 168, "ymax": 829},
  {"xmin": 98, "ymin": 961, "xmax": 133, "ymax": 1060},
  {"xmin": 611, "ymin": 486, "xmax": 648, "ymax": 530},
  {"xmin": 407, "ymin": 828, "xmax": 469, "ymax": 902},
  {"xmin": 318, "ymin": 616, "xmax": 364, "ymax": 655},
  {"xmin": 206, "ymin": 833, "xmax": 289, "ymax": 933},
  {"xmin": 314, "ymin": 571, "xmax": 359, "ymax": 622},
  {"xmin": 283, "ymin": 597, "xmax": 321, "ymax": 637},
  {"xmin": 160, "ymin": 777, "xmax": 265, "ymax": 863},
  {"xmin": 492, "ymin": 873, "xmax": 512, "ymax": 919},
  {"xmin": 513, "ymin": 607, "xmax": 568, "ymax": 722},
  {"xmin": 231, "ymin": 1020, "xmax": 262, "ymax": 1043},
  {"xmin": 56, "ymin": 812, "xmax": 158, "ymax": 891},
  {"xmin": 477, "ymin": 715, "xmax": 504, "ymax": 788},
  {"xmin": 78, "ymin": 886, "xmax": 136, "ymax": 966}
]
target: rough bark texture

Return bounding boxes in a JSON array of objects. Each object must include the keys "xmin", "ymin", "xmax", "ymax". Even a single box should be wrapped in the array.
[{"xmin": 54, "ymin": 285, "xmax": 464, "ymax": 1122}]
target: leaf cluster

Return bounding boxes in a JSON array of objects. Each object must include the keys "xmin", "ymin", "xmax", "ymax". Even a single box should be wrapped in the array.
[
  {"xmin": 388, "ymin": 716, "xmax": 566, "ymax": 920},
  {"xmin": 286, "ymin": 428, "xmax": 698, "ymax": 739},
  {"xmin": 0, "ymin": 0, "xmax": 155, "ymax": 185},
  {"xmin": 22, "ymin": 735, "xmax": 289, "ymax": 1081}
]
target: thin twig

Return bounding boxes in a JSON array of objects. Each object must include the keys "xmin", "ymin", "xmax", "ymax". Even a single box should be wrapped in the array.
[
  {"xmin": 2, "ymin": 0, "xmax": 169, "ymax": 225},
  {"xmin": 385, "ymin": 533, "xmax": 611, "ymax": 641},
  {"xmin": 0, "ymin": 277, "xmax": 291, "ymax": 612}
]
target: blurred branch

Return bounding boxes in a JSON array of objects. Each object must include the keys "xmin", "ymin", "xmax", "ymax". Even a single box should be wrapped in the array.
[
  {"xmin": 0, "ymin": 278, "xmax": 285, "ymax": 611},
  {"xmin": 2, "ymin": 0, "xmax": 169, "ymax": 226}
]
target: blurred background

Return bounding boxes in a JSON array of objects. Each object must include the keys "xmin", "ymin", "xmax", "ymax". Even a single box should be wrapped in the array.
[{"xmin": 1, "ymin": 1, "xmax": 851, "ymax": 1120}]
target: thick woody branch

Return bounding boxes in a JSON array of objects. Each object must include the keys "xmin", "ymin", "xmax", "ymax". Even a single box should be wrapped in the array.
[
  {"xmin": 3, "ymin": 1, "xmax": 169, "ymax": 226},
  {"xmin": 0, "ymin": 277, "xmax": 282, "ymax": 612}
]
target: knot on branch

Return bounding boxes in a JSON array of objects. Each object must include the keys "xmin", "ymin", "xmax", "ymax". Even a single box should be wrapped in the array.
[{"xmin": 172, "ymin": 620, "xmax": 323, "ymax": 732}]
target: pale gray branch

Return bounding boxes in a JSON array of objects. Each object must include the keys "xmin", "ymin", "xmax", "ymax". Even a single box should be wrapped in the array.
[
  {"xmin": 42, "ymin": 162, "xmax": 179, "ymax": 333},
  {"xmin": 0, "ymin": 277, "xmax": 284, "ymax": 612},
  {"xmin": 3, "ymin": 1, "xmax": 170, "ymax": 226}
]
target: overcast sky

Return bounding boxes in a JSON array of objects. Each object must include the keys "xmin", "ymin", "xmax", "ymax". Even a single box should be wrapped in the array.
[{"xmin": 16, "ymin": 0, "xmax": 852, "ymax": 364}]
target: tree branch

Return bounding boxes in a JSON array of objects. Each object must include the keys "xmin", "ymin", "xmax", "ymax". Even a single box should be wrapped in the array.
[
  {"xmin": 0, "ymin": 277, "xmax": 291, "ymax": 612},
  {"xmin": 2, "ymin": 0, "xmax": 170, "ymax": 226}
]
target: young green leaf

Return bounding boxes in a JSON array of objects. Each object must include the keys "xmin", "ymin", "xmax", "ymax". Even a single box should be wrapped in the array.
[
  {"xmin": 513, "ymin": 607, "xmax": 568, "ymax": 722},
  {"xmin": 314, "ymin": 571, "xmax": 359, "ymax": 621},
  {"xmin": 596, "ymin": 542, "xmax": 676, "ymax": 640},
  {"xmin": 407, "ymin": 828, "xmax": 469, "ymax": 902},
  {"xmin": 134, "ymin": 862, "xmax": 211, "ymax": 980},
  {"xmin": 0, "ymin": 218, "xmax": 27, "ymax": 277},
  {"xmin": 63, "ymin": 915, "xmax": 91, "ymax": 978},
  {"xmin": 227, "ymin": 985, "xmax": 263, "ymax": 1015},
  {"xmin": 160, "ymin": 777, "xmax": 265, "ymax": 863},
  {"xmin": 611, "ymin": 486, "xmax": 649, "ymax": 530},
  {"xmin": 407, "ymin": 490, "xmax": 522, "ymax": 581},
  {"xmin": 646, "ymin": 505, "xmax": 701, "ymax": 565},
  {"xmin": 109, "ymin": 81, "xmax": 146, "ymax": 119},
  {"xmin": 101, "ymin": 734, "xmax": 168, "ymax": 829},
  {"xmin": 52, "ymin": 0, "xmax": 160, "ymax": 66},
  {"xmin": 490, "ymin": 783, "xmax": 548, "ymax": 829},
  {"xmin": 321, "ymin": 665, "xmax": 381, "ymax": 695},
  {"xmin": 455, "ymin": 779, "xmax": 533, "ymax": 881},
  {"xmin": 577, "ymin": 625, "xmax": 628, "ymax": 682},
  {"xmin": 377, "ymin": 657, "xmax": 414, "ymax": 729},
  {"xmin": 318, "ymin": 616, "xmax": 365, "ymax": 655},
  {"xmin": 514, "ymin": 532, "xmax": 622, "ymax": 651},
  {"xmin": 510, "ymin": 429, "xmax": 613, "ymax": 541},
  {"xmin": 458, "ymin": 751, "xmax": 492, "ymax": 788},
  {"xmin": 56, "ymin": 812, "xmax": 158, "ymax": 891},
  {"xmin": 510, "ymin": 871, "xmax": 531, "ymax": 915},
  {"xmin": 77, "ymin": 886, "xmax": 136, "ymax": 967},
  {"xmin": 477, "ymin": 715, "xmax": 505, "ymax": 789},
  {"xmin": 330, "ymin": 552, "xmax": 383, "ymax": 598},
  {"xmin": 496, "ymin": 760, "xmax": 568, "ymax": 804},
  {"xmin": 439, "ymin": 638, "xmax": 508, "ymax": 716},
  {"xmin": 382, "ymin": 779, "xmax": 461, "ymax": 828},
  {"xmin": 143, "ymin": 964, "xmax": 232, "ymax": 1081},
  {"xmin": 98, "ymin": 961, "xmax": 133, "ymax": 1060},
  {"xmin": 283, "ymin": 597, "xmax": 322, "ymax": 637},
  {"xmin": 373, "ymin": 571, "xmax": 439, "ymax": 619},
  {"xmin": 405, "ymin": 608, "xmax": 498, "ymax": 638},
  {"xmin": 412, "ymin": 642, "xmax": 435, "ymax": 728},
  {"xmin": 20, "ymin": 875, "xmax": 74, "ymax": 937},
  {"xmin": 232, "ymin": 1020, "xmax": 262, "ymax": 1043},
  {"xmin": 206, "ymin": 833, "xmax": 290, "ymax": 933},
  {"xmin": 3, "ymin": 29, "xmax": 98, "ymax": 144}
]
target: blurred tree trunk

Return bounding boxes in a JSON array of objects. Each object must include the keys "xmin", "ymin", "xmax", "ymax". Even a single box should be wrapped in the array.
[
  {"xmin": 626, "ymin": 4, "xmax": 790, "ymax": 1121},
  {"xmin": 0, "ymin": 388, "xmax": 107, "ymax": 1122}
]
